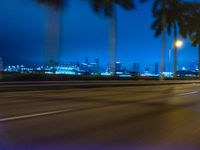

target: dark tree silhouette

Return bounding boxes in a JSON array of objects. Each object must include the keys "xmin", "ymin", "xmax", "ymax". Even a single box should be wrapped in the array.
[
  {"xmin": 151, "ymin": 0, "xmax": 186, "ymax": 78},
  {"xmin": 181, "ymin": 1, "xmax": 200, "ymax": 78},
  {"xmin": 37, "ymin": 0, "xmax": 64, "ymax": 10}
]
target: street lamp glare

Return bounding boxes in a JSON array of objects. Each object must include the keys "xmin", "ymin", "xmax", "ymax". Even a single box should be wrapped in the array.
[{"xmin": 175, "ymin": 40, "xmax": 183, "ymax": 48}]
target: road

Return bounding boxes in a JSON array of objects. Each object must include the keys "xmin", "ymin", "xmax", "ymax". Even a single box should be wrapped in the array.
[{"xmin": 1, "ymin": 81, "xmax": 200, "ymax": 149}]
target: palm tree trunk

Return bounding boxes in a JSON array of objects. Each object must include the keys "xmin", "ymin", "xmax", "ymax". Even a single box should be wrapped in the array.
[
  {"xmin": 173, "ymin": 24, "xmax": 177, "ymax": 79},
  {"xmin": 160, "ymin": 28, "xmax": 166, "ymax": 80},
  {"xmin": 160, "ymin": 0, "xmax": 167, "ymax": 80},
  {"xmin": 109, "ymin": 8, "xmax": 117, "ymax": 75},
  {"xmin": 198, "ymin": 45, "xmax": 200, "ymax": 79},
  {"xmin": 45, "ymin": 7, "xmax": 61, "ymax": 67}
]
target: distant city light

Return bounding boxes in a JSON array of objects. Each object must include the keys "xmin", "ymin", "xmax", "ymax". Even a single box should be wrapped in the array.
[
  {"xmin": 1, "ymin": 56, "xmax": 199, "ymax": 78},
  {"xmin": 182, "ymin": 67, "xmax": 186, "ymax": 71}
]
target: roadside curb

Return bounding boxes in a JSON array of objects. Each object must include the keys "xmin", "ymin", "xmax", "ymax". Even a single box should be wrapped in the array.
[{"xmin": 0, "ymin": 80, "xmax": 200, "ymax": 92}]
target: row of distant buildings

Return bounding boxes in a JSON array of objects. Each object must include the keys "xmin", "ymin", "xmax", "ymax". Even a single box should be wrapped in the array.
[
  {"xmin": 0, "ymin": 57, "xmax": 159, "ymax": 75},
  {"xmin": 0, "ymin": 56, "xmax": 199, "ymax": 77}
]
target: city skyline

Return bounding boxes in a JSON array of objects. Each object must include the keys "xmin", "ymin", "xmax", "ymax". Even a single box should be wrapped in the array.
[{"xmin": 2, "ymin": 55, "xmax": 199, "ymax": 74}]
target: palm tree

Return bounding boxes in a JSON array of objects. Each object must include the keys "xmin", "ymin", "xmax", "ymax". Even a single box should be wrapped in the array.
[
  {"xmin": 181, "ymin": 1, "xmax": 200, "ymax": 78},
  {"xmin": 36, "ymin": 0, "xmax": 65, "ymax": 66},
  {"xmin": 37, "ymin": 0, "xmax": 64, "ymax": 10},
  {"xmin": 151, "ymin": 0, "xmax": 186, "ymax": 78},
  {"xmin": 88, "ymin": 0, "xmax": 134, "ymax": 75},
  {"xmin": 190, "ymin": 5, "xmax": 200, "ymax": 79}
]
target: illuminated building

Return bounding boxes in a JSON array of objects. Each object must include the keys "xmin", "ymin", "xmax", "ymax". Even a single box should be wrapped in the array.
[
  {"xmin": 94, "ymin": 58, "xmax": 100, "ymax": 67},
  {"xmin": 154, "ymin": 62, "xmax": 159, "ymax": 74},
  {"xmin": 132, "ymin": 63, "xmax": 140, "ymax": 73},
  {"xmin": 145, "ymin": 68, "xmax": 149, "ymax": 72},
  {"xmin": 85, "ymin": 57, "xmax": 89, "ymax": 65},
  {"xmin": 116, "ymin": 62, "xmax": 122, "ymax": 72}
]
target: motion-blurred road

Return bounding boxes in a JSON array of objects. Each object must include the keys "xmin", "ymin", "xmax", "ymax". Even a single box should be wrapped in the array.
[{"xmin": 1, "ymin": 81, "xmax": 200, "ymax": 150}]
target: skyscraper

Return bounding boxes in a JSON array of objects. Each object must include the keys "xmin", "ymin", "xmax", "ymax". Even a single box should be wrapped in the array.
[
  {"xmin": 93, "ymin": 58, "xmax": 100, "ymax": 74},
  {"xmin": 85, "ymin": 57, "xmax": 89, "ymax": 65},
  {"xmin": 154, "ymin": 62, "xmax": 159, "ymax": 74},
  {"xmin": 94, "ymin": 58, "xmax": 100, "ymax": 67},
  {"xmin": 115, "ymin": 62, "xmax": 122, "ymax": 72},
  {"xmin": 132, "ymin": 63, "xmax": 140, "ymax": 73}
]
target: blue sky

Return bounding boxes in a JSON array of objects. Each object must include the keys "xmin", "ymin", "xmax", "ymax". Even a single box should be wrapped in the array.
[{"xmin": 0, "ymin": 0, "xmax": 199, "ymax": 71}]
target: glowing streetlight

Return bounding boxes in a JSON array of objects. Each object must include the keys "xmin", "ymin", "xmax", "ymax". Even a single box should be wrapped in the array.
[{"xmin": 175, "ymin": 40, "xmax": 183, "ymax": 48}]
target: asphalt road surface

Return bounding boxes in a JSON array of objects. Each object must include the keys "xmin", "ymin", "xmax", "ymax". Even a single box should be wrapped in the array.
[{"xmin": 1, "ymin": 82, "xmax": 200, "ymax": 150}]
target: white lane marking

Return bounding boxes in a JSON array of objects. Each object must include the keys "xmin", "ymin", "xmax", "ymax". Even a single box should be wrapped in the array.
[
  {"xmin": 0, "ymin": 109, "xmax": 72, "ymax": 122},
  {"xmin": 178, "ymin": 91, "xmax": 199, "ymax": 96}
]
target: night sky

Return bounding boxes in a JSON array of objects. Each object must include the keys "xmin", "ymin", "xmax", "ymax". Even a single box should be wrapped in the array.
[{"xmin": 0, "ymin": 0, "xmax": 198, "ymax": 71}]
